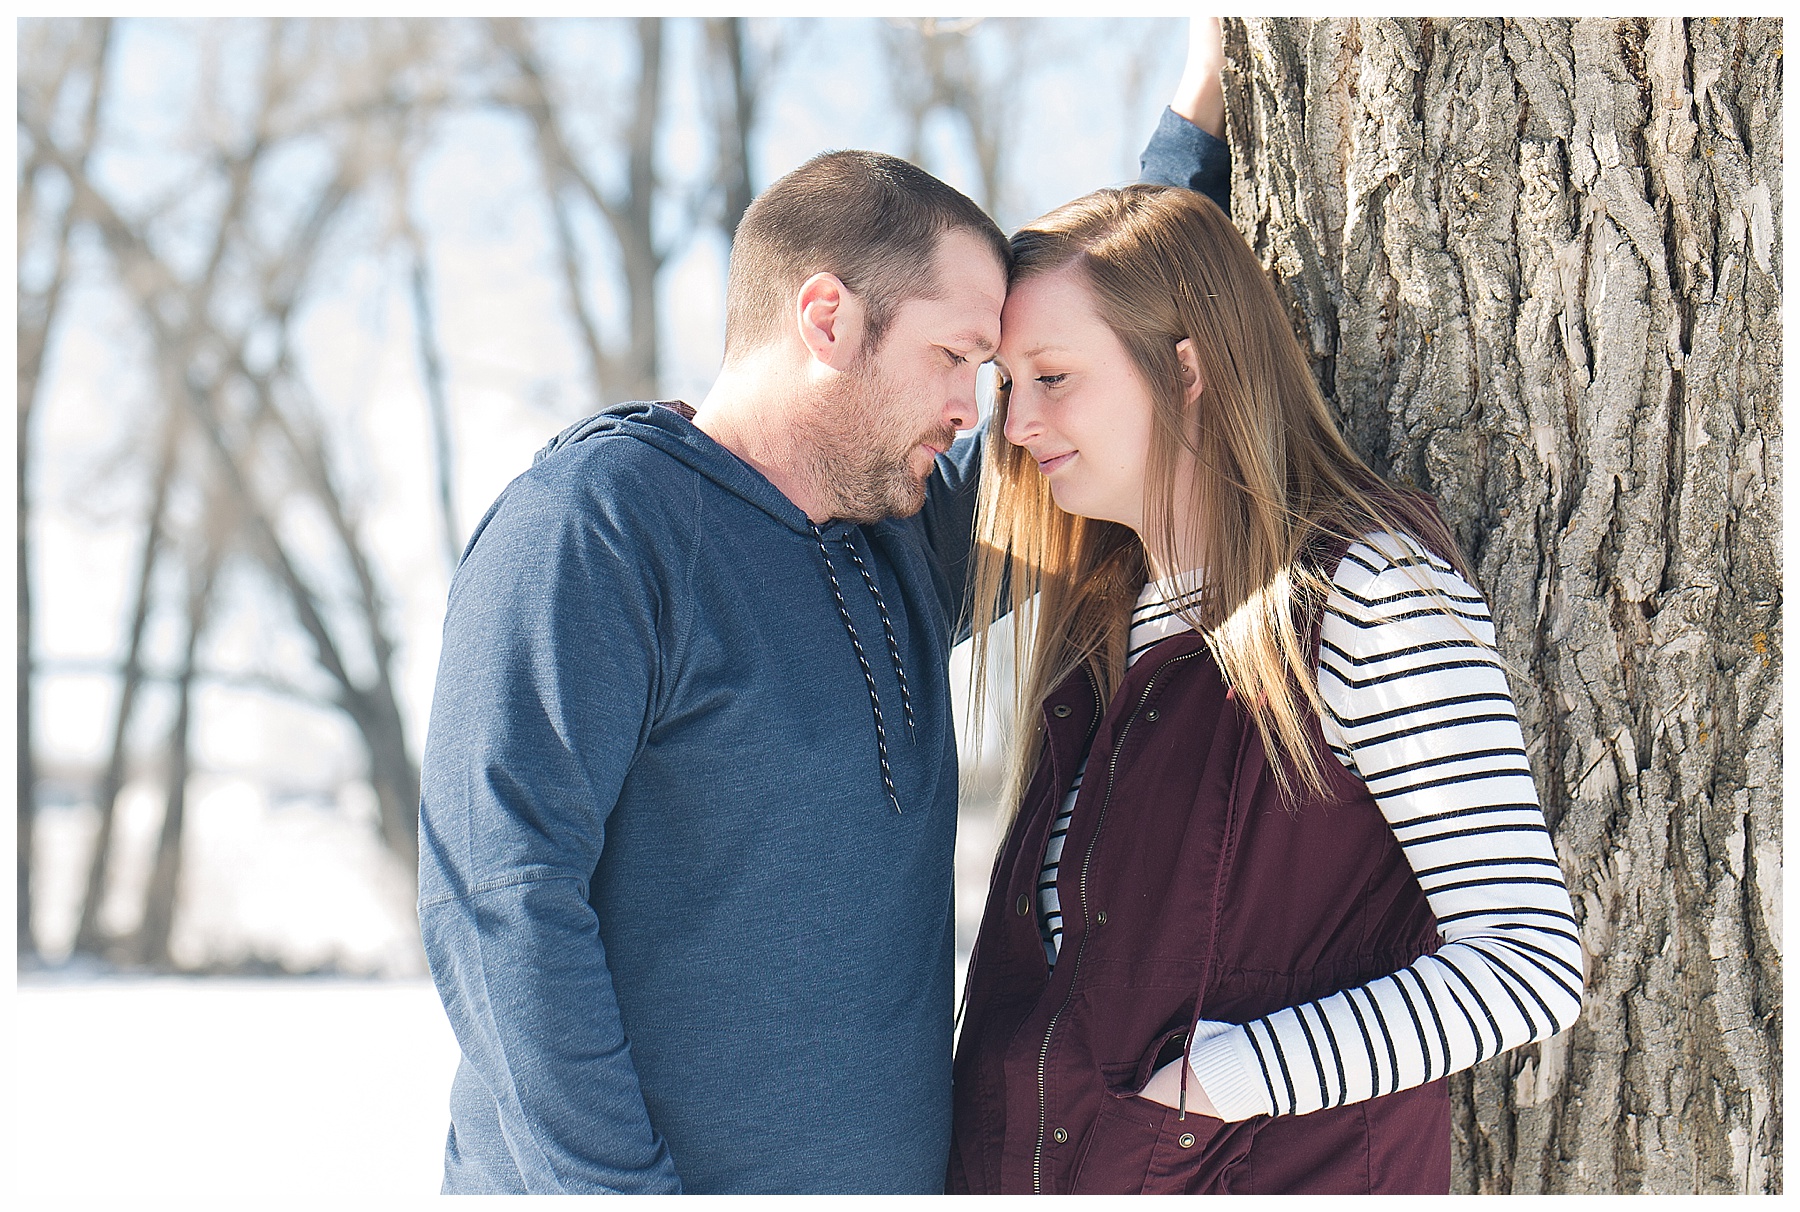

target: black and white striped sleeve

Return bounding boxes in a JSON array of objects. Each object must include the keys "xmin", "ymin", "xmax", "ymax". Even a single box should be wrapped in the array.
[{"xmin": 1185, "ymin": 532, "xmax": 1584, "ymax": 1122}]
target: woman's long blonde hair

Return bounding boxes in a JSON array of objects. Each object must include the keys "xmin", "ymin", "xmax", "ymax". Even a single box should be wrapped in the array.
[{"xmin": 968, "ymin": 185, "xmax": 1471, "ymax": 818}]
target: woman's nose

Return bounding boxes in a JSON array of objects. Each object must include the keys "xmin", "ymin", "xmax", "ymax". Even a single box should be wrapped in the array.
[{"xmin": 1002, "ymin": 388, "xmax": 1038, "ymax": 446}]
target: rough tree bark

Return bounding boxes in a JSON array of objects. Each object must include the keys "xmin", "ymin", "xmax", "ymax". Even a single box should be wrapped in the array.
[{"xmin": 1225, "ymin": 17, "xmax": 1780, "ymax": 1194}]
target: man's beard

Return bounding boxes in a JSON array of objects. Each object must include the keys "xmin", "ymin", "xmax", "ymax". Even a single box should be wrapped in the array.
[{"xmin": 804, "ymin": 356, "xmax": 957, "ymax": 524}]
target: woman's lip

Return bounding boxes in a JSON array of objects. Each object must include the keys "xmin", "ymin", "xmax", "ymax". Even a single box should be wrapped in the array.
[{"xmin": 1037, "ymin": 451, "xmax": 1075, "ymax": 475}]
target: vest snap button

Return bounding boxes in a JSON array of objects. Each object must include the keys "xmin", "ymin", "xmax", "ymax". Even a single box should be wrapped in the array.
[
  {"xmin": 1178, "ymin": 1132, "xmax": 1196, "ymax": 1149},
  {"xmin": 1053, "ymin": 1127, "xmax": 1069, "ymax": 1144},
  {"xmin": 1145, "ymin": 708, "xmax": 1160, "ymax": 722},
  {"xmin": 1015, "ymin": 894, "xmax": 1031, "ymax": 917},
  {"xmin": 1095, "ymin": 910, "xmax": 1107, "ymax": 925},
  {"xmin": 1053, "ymin": 704, "xmax": 1073, "ymax": 718}
]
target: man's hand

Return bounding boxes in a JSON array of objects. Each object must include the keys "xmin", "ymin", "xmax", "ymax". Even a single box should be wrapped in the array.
[
  {"xmin": 1170, "ymin": 17, "xmax": 1226, "ymax": 140},
  {"xmin": 1136, "ymin": 1056, "xmax": 1223, "ymax": 1119}
]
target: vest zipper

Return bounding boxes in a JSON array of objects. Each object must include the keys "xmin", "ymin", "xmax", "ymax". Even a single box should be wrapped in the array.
[
  {"xmin": 1031, "ymin": 653, "xmax": 1204, "ymax": 1193},
  {"xmin": 1031, "ymin": 671, "xmax": 1103, "ymax": 1193}
]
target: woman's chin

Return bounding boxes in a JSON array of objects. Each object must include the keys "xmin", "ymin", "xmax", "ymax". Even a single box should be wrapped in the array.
[{"xmin": 1048, "ymin": 487, "xmax": 1104, "ymax": 523}]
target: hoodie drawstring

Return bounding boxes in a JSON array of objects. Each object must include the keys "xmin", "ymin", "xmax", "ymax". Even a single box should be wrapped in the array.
[
  {"xmin": 811, "ymin": 523, "xmax": 914, "ymax": 814},
  {"xmin": 837, "ymin": 538, "xmax": 917, "ymax": 741}
]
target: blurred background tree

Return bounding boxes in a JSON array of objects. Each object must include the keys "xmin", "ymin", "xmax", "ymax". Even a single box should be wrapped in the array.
[{"xmin": 16, "ymin": 15, "xmax": 1174, "ymax": 977}]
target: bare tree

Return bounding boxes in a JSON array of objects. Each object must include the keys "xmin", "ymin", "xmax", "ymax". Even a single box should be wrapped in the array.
[
  {"xmin": 69, "ymin": 410, "xmax": 181, "ymax": 955},
  {"xmin": 488, "ymin": 17, "xmax": 670, "ymax": 405},
  {"xmin": 26, "ymin": 20, "xmax": 446, "ymax": 906},
  {"xmin": 399, "ymin": 190, "xmax": 460, "ymax": 574},
  {"xmin": 702, "ymin": 17, "xmax": 790, "ymax": 245},
  {"xmin": 132, "ymin": 505, "xmax": 228, "ymax": 968},
  {"xmin": 881, "ymin": 17, "xmax": 1032, "ymax": 222},
  {"xmin": 384, "ymin": 75, "xmax": 463, "ymax": 575},
  {"xmin": 1225, "ymin": 16, "xmax": 1780, "ymax": 1193},
  {"xmin": 16, "ymin": 17, "xmax": 112, "ymax": 959}
]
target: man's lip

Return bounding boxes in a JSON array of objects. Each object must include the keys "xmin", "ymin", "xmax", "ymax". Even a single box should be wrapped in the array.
[{"xmin": 1036, "ymin": 450, "xmax": 1075, "ymax": 474}]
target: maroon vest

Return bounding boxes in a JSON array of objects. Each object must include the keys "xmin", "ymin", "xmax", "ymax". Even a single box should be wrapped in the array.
[{"xmin": 949, "ymin": 539, "xmax": 1451, "ymax": 1195}]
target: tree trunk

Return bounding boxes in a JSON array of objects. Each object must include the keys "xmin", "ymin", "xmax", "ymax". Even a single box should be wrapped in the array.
[
  {"xmin": 408, "ymin": 237, "xmax": 459, "ymax": 573},
  {"xmin": 706, "ymin": 17, "xmax": 756, "ymax": 242},
  {"xmin": 616, "ymin": 17, "xmax": 664, "ymax": 403},
  {"xmin": 32, "ymin": 48, "xmax": 428, "ymax": 880},
  {"xmin": 1225, "ymin": 17, "xmax": 1780, "ymax": 1194},
  {"xmin": 492, "ymin": 17, "xmax": 669, "ymax": 406},
  {"xmin": 72, "ymin": 414, "xmax": 181, "ymax": 957},
  {"xmin": 132, "ymin": 536, "xmax": 221, "ymax": 968},
  {"xmin": 17, "ymin": 16, "xmax": 114, "ymax": 961}
]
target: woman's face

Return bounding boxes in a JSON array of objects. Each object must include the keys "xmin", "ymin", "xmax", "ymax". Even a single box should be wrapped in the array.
[{"xmin": 996, "ymin": 266, "xmax": 1160, "ymax": 535}]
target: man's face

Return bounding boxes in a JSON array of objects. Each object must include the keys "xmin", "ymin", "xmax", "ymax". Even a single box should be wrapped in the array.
[{"xmin": 809, "ymin": 229, "xmax": 1006, "ymax": 523}]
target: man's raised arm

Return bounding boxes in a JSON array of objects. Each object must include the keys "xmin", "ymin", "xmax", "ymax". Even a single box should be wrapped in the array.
[
  {"xmin": 1141, "ymin": 16, "xmax": 1231, "ymax": 212},
  {"xmin": 418, "ymin": 467, "xmax": 680, "ymax": 1195}
]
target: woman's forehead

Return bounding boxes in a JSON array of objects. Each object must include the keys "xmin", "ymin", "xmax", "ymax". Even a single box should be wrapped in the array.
[{"xmin": 998, "ymin": 269, "xmax": 1109, "ymax": 357}]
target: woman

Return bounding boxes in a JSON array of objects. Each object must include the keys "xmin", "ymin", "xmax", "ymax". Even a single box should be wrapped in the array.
[{"xmin": 947, "ymin": 84, "xmax": 1585, "ymax": 1196}]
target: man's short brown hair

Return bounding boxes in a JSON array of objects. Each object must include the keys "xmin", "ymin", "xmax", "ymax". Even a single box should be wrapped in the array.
[{"xmin": 723, "ymin": 149, "xmax": 1009, "ymax": 360}]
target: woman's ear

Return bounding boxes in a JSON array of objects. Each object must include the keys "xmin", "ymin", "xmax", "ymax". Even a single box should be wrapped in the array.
[{"xmin": 1174, "ymin": 338, "xmax": 1205, "ymax": 407}]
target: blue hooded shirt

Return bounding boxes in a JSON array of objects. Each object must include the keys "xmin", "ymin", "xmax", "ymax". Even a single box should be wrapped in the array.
[
  {"xmin": 418, "ymin": 112, "xmax": 1228, "ymax": 1194},
  {"xmin": 419, "ymin": 401, "xmax": 979, "ymax": 1193}
]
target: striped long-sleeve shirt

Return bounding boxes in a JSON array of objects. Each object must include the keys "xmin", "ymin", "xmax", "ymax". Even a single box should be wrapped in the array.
[{"xmin": 1037, "ymin": 531, "xmax": 1584, "ymax": 1122}]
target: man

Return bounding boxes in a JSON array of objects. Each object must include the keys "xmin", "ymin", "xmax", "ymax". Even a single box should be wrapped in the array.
[{"xmin": 418, "ymin": 33, "xmax": 1231, "ymax": 1194}]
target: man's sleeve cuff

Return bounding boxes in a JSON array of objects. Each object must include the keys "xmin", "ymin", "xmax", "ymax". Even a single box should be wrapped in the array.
[
  {"xmin": 1186, "ymin": 1018, "xmax": 1276, "ymax": 1122},
  {"xmin": 1138, "ymin": 107, "xmax": 1232, "ymax": 216}
]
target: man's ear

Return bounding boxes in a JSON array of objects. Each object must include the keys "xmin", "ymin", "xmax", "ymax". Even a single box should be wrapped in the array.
[
  {"xmin": 1174, "ymin": 337, "xmax": 1204, "ymax": 407},
  {"xmin": 797, "ymin": 272, "xmax": 866, "ymax": 370}
]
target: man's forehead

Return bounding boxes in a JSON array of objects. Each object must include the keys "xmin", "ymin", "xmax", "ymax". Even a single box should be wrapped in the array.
[
  {"xmin": 882, "ymin": 230, "xmax": 1005, "ymax": 347},
  {"xmin": 947, "ymin": 326, "xmax": 998, "ymax": 356},
  {"xmin": 902, "ymin": 283, "xmax": 1003, "ymax": 349}
]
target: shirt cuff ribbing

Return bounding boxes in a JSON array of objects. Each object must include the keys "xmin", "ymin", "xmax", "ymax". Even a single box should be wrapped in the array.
[{"xmin": 1187, "ymin": 1018, "xmax": 1275, "ymax": 1122}]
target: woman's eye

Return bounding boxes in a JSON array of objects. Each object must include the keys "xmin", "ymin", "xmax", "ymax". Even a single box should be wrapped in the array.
[{"xmin": 1038, "ymin": 374, "xmax": 1068, "ymax": 387}]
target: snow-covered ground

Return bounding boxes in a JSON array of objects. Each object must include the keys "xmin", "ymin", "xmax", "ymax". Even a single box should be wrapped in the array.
[
  {"xmin": 15, "ymin": 795, "xmax": 1003, "ymax": 1208},
  {"xmin": 13, "ymin": 978, "xmax": 459, "ymax": 1205}
]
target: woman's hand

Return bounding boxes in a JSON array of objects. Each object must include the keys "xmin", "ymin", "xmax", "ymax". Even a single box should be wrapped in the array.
[
  {"xmin": 1136, "ymin": 1056, "xmax": 1223, "ymax": 1119},
  {"xmin": 1170, "ymin": 17, "xmax": 1226, "ymax": 140}
]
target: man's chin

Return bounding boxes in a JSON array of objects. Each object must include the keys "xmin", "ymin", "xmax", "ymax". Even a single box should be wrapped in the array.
[
  {"xmin": 890, "ymin": 485, "xmax": 929, "ymax": 519},
  {"xmin": 845, "ymin": 475, "xmax": 928, "ymax": 524}
]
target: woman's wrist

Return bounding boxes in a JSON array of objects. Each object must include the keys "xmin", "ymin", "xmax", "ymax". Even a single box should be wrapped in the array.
[{"xmin": 1137, "ymin": 1056, "xmax": 1222, "ymax": 1118}]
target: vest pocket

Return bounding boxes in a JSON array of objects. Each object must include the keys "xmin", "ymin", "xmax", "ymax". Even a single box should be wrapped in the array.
[
  {"xmin": 1068, "ymin": 1093, "xmax": 1165, "ymax": 1193},
  {"xmin": 1069, "ymin": 1091, "xmax": 1241, "ymax": 1194}
]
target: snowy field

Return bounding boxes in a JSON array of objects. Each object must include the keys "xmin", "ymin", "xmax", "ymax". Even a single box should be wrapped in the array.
[
  {"xmin": 14, "ymin": 978, "xmax": 459, "ymax": 1205},
  {"xmin": 14, "ymin": 978, "xmax": 1009, "ymax": 1207},
  {"xmin": 13, "ymin": 809, "xmax": 1003, "ymax": 1210}
]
